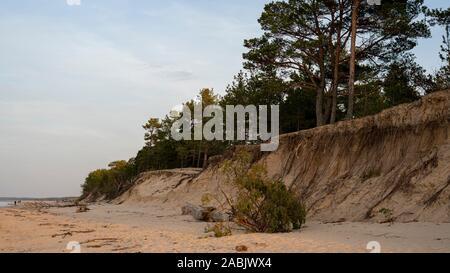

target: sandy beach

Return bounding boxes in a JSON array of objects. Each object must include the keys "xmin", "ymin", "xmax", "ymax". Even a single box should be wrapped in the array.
[{"xmin": 1, "ymin": 203, "xmax": 449, "ymax": 253}]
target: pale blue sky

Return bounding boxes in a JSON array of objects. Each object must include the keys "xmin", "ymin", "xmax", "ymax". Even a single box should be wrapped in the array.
[{"xmin": 0, "ymin": 0, "xmax": 448, "ymax": 197}]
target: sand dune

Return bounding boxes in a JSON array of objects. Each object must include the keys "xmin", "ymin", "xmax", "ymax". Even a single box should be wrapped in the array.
[{"xmin": 111, "ymin": 91, "xmax": 450, "ymax": 224}]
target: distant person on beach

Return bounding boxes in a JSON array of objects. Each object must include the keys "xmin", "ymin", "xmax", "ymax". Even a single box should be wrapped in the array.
[{"xmin": 14, "ymin": 201, "xmax": 16, "ymax": 206}]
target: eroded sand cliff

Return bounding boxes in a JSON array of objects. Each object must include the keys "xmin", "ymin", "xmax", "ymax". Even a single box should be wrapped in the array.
[{"xmin": 116, "ymin": 91, "xmax": 450, "ymax": 223}]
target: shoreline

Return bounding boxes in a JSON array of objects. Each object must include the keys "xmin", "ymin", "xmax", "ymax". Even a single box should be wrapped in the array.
[{"xmin": 1, "ymin": 203, "xmax": 449, "ymax": 253}]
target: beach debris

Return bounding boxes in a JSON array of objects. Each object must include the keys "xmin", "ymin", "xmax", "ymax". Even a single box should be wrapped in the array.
[
  {"xmin": 252, "ymin": 242, "xmax": 268, "ymax": 248},
  {"xmin": 111, "ymin": 245, "xmax": 141, "ymax": 252},
  {"xmin": 76, "ymin": 205, "xmax": 90, "ymax": 213},
  {"xmin": 235, "ymin": 245, "xmax": 248, "ymax": 252},
  {"xmin": 181, "ymin": 203, "xmax": 231, "ymax": 222},
  {"xmin": 59, "ymin": 223, "xmax": 77, "ymax": 228},
  {"xmin": 17, "ymin": 200, "xmax": 80, "ymax": 210},
  {"xmin": 52, "ymin": 231, "xmax": 73, "ymax": 238},
  {"xmin": 80, "ymin": 238, "xmax": 120, "ymax": 249},
  {"xmin": 323, "ymin": 218, "xmax": 346, "ymax": 224},
  {"xmin": 182, "ymin": 203, "xmax": 210, "ymax": 220},
  {"xmin": 80, "ymin": 238, "xmax": 119, "ymax": 244},
  {"xmin": 51, "ymin": 229, "xmax": 95, "ymax": 238},
  {"xmin": 72, "ymin": 229, "xmax": 96, "ymax": 234},
  {"xmin": 13, "ymin": 213, "xmax": 26, "ymax": 218},
  {"xmin": 209, "ymin": 210, "xmax": 231, "ymax": 222}
]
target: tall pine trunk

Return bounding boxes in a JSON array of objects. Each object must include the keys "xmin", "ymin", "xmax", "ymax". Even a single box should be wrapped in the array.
[
  {"xmin": 316, "ymin": 46, "xmax": 326, "ymax": 127},
  {"xmin": 197, "ymin": 142, "xmax": 202, "ymax": 168},
  {"xmin": 346, "ymin": 0, "xmax": 360, "ymax": 120},
  {"xmin": 331, "ymin": 1, "xmax": 344, "ymax": 124},
  {"xmin": 202, "ymin": 148, "xmax": 208, "ymax": 169},
  {"xmin": 316, "ymin": 87, "xmax": 324, "ymax": 126}
]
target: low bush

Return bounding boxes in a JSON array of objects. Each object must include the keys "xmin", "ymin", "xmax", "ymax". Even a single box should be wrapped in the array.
[
  {"xmin": 221, "ymin": 151, "xmax": 306, "ymax": 233},
  {"xmin": 204, "ymin": 223, "xmax": 232, "ymax": 237}
]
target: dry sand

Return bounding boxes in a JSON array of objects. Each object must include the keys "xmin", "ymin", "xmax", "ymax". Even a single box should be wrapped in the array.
[{"xmin": 1, "ymin": 203, "xmax": 449, "ymax": 253}]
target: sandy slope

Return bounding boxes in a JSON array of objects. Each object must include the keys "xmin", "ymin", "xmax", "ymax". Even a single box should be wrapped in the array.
[
  {"xmin": 1, "ymin": 204, "xmax": 449, "ymax": 253},
  {"xmin": 111, "ymin": 91, "xmax": 450, "ymax": 224}
]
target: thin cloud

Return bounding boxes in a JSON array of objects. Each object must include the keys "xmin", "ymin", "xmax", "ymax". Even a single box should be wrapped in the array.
[{"xmin": 66, "ymin": 0, "xmax": 81, "ymax": 6}]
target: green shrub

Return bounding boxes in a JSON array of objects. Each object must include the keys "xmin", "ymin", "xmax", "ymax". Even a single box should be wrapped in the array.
[
  {"xmin": 204, "ymin": 223, "xmax": 232, "ymax": 238},
  {"xmin": 221, "ymin": 151, "xmax": 306, "ymax": 233},
  {"xmin": 378, "ymin": 208, "xmax": 394, "ymax": 223}
]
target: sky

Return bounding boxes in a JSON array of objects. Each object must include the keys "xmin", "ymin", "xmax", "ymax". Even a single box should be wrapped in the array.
[{"xmin": 0, "ymin": 0, "xmax": 448, "ymax": 197}]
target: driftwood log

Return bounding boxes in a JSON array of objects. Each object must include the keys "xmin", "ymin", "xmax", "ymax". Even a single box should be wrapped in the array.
[
  {"xmin": 181, "ymin": 203, "xmax": 230, "ymax": 222},
  {"xmin": 76, "ymin": 205, "xmax": 90, "ymax": 213}
]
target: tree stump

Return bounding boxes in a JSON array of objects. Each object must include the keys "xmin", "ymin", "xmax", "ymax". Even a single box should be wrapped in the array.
[{"xmin": 181, "ymin": 203, "xmax": 230, "ymax": 222}]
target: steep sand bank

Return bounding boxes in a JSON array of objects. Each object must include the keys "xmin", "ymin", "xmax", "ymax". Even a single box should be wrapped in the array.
[
  {"xmin": 115, "ymin": 91, "xmax": 450, "ymax": 223},
  {"xmin": 1, "ymin": 205, "xmax": 449, "ymax": 253}
]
